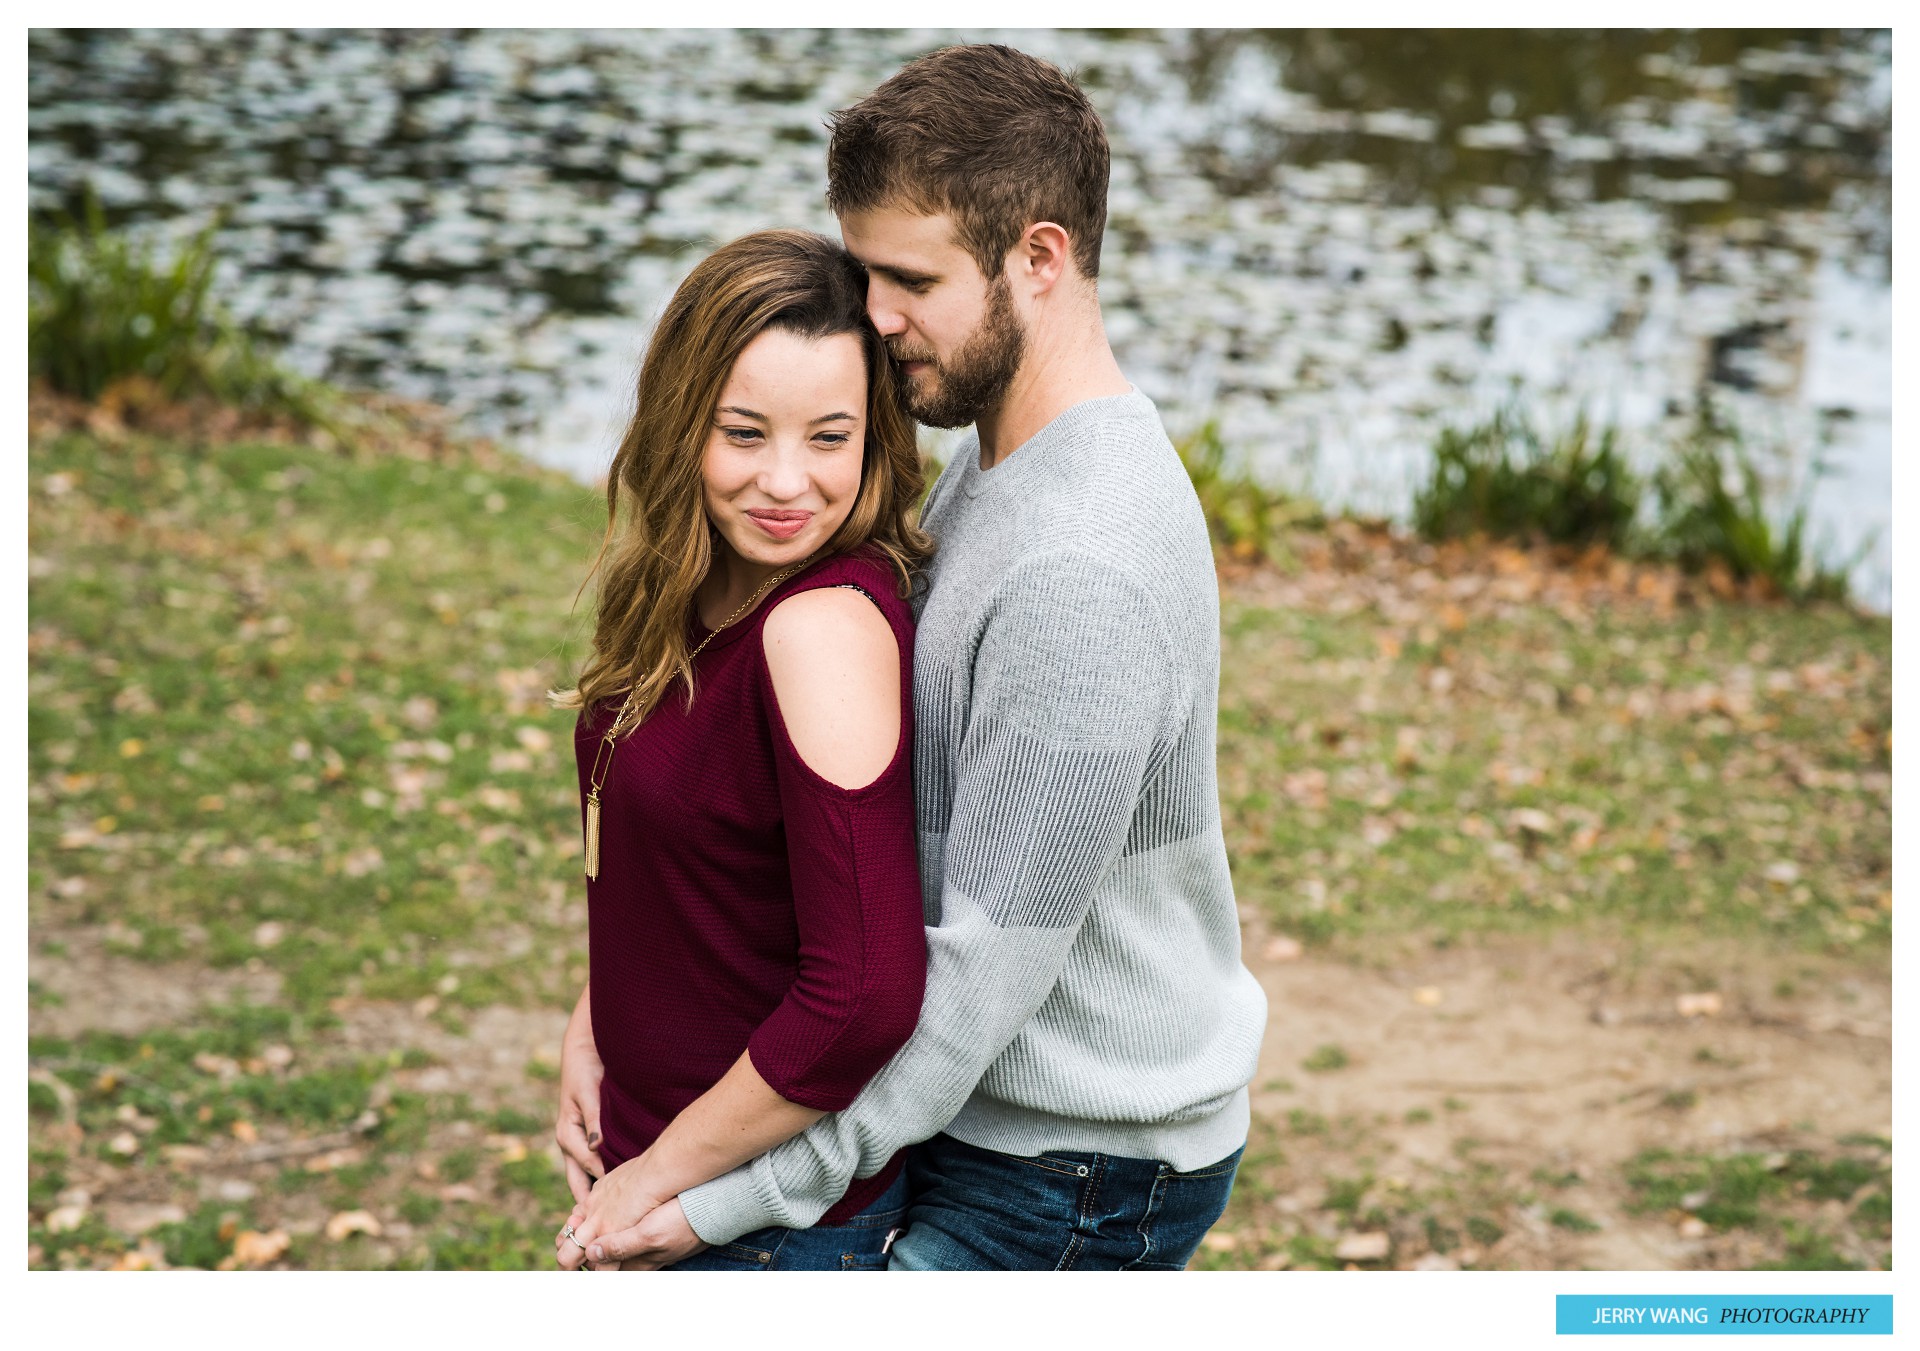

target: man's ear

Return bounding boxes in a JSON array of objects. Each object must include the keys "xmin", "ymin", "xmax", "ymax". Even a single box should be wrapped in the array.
[{"xmin": 1011, "ymin": 221, "xmax": 1073, "ymax": 296}]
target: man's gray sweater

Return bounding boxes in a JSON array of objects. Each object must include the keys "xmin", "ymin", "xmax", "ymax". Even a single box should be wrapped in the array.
[{"xmin": 678, "ymin": 388, "xmax": 1269, "ymax": 1244}]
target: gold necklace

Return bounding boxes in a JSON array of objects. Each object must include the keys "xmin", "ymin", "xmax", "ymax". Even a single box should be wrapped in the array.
[{"xmin": 583, "ymin": 555, "xmax": 816, "ymax": 880}]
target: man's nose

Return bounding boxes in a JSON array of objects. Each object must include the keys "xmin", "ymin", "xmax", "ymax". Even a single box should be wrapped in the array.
[{"xmin": 866, "ymin": 291, "xmax": 907, "ymax": 338}]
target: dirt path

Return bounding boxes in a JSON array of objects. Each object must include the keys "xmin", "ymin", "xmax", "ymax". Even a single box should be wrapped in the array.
[
  {"xmin": 1235, "ymin": 930, "xmax": 1890, "ymax": 1268},
  {"xmin": 30, "ymin": 922, "xmax": 1889, "ymax": 1270}
]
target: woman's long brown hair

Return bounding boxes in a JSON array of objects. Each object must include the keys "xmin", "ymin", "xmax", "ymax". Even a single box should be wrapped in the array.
[{"xmin": 551, "ymin": 229, "xmax": 932, "ymax": 726}]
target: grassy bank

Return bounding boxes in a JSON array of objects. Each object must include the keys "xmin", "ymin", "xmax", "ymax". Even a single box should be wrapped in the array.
[
  {"xmin": 1215, "ymin": 529, "xmax": 1890, "ymax": 955},
  {"xmin": 27, "ymin": 425, "xmax": 1889, "ymax": 1270}
]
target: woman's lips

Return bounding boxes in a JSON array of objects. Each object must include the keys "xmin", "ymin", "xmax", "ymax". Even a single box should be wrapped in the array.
[{"xmin": 745, "ymin": 509, "xmax": 812, "ymax": 540}]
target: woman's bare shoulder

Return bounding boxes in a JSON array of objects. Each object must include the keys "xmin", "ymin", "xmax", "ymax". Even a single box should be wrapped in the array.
[{"xmin": 760, "ymin": 588, "xmax": 901, "ymax": 789}]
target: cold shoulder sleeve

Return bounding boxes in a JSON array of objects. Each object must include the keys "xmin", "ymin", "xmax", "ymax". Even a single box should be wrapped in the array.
[{"xmin": 740, "ymin": 571, "xmax": 926, "ymax": 1112}]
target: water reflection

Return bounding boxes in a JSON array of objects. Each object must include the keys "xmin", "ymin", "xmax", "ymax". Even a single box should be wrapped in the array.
[{"xmin": 26, "ymin": 28, "xmax": 1891, "ymax": 606}]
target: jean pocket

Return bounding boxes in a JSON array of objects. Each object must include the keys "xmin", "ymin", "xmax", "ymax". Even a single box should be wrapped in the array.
[
  {"xmin": 666, "ymin": 1240, "xmax": 774, "ymax": 1271},
  {"xmin": 949, "ymin": 1137, "xmax": 1092, "ymax": 1180}
]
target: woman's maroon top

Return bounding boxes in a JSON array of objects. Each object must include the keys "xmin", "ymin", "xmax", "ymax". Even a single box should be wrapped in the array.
[{"xmin": 575, "ymin": 550, "xmax": 926, "ymax": 1226}]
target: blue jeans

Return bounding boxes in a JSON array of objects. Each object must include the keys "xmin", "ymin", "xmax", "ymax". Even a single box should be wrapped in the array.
[
  {"xmin": 665, "ymin": 1168, "xmax": 909, "ymax": 1271},
  {"xmin": 888, "ymin": 1133, "xmax": 1244, "ymax": 1270}
]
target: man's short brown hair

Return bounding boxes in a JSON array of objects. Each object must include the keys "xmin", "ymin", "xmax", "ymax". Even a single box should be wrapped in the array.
[{"xmin": 827, "ymin": 44, "xmax": 1110, "ymax": 281}]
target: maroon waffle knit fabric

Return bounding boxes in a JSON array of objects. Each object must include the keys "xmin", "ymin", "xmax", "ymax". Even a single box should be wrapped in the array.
[{"xmin": 575, "ymin": 549, "xmax": 926, "ymax": 1225}]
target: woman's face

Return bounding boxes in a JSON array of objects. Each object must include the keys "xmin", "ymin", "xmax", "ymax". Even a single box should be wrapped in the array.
[{"xmin": 703, "ymin": 327, "xmax": 868, "ymax": 576}]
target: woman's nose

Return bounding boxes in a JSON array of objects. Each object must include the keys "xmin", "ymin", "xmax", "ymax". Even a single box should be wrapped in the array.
[{"xmin": 758, "ymin": 441, "xmax": 811, "ymax": 499}]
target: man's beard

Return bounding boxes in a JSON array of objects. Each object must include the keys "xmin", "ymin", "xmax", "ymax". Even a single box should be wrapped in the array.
[{"xmin": 892, "ymin": 275, "xmax": 1026, "ymax": 430}]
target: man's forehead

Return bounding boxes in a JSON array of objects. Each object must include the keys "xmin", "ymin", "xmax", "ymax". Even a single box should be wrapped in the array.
[{"xmin": 838, "ymin": 206, "xmax": 964, "ymax": 266}]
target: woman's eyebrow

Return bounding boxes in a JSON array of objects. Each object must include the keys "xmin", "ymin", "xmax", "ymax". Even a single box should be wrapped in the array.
[
  {"xmin": 811, "ymin": 412, "xmax": 858, "ymax": 425},
  {"xmin": 715, "ymin": 405, "xmax": 766, "ymax": 420}
]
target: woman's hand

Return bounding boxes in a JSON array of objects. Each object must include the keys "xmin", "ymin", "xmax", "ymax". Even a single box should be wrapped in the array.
[
  {"xmin": 552, "ymin": 1155, "xmax": 698, "ymax": 1271},
  {"xmin": 554, "ymin": 983, "xmax": 605, "ymax": 1205}
]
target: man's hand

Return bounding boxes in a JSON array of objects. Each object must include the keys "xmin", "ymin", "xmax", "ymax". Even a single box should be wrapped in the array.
[
  {"xmin": 604, "ymin": 1198, "xmax": 708, "ymax": 1271},
  {"xmin": 554, "ymin": 984, "xmax": 606, "ymax": 1205}
]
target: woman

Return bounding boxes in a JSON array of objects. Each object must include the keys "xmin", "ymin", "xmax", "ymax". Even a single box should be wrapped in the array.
[{"xmin": 547, "ymin": 230, "xmax": 932, "ymax": 1270}]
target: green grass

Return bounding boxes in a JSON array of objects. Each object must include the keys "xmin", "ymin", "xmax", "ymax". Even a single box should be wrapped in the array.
[
  {"xmin": 1621, "ymin": 1141, "xmax": 1890, "ymax": 1267},
  {"xmin": 29, "ymin": 429, "xmax": 602, "ymax": 1018},
  {"xmin": 29, "ymin": 201, "xmax": 340, "ymax": 429},
  {"xmin": 1217, "ymin": 573, "xmax": 1890, "ymax": 954},
  {"xmin": 1648, "ymin": 405, "xmax": 1860, "ymax": 602},
  {"xmin": 1412, "ymin": 401, "xmax": 1860, "ymax": 603},
  {"xmin": 1414, "ymin": 407, "xmax": 1641, "ymax": 552},
  {"xmin": 28, "ymin": 413, "xmax": 1890, "ymax": 1269},
  {"xmin": 1178, "ymin": 421, "xmax": 1321, "ymax": 564},
  {"xmin": 1303, "ymin": 1043, "xmax": 1351, "ymax": 1072}
]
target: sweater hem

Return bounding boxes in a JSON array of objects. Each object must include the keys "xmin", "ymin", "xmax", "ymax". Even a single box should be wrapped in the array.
[{"xmin": 942, "ymin": 1085, "xmax": 1250, "ymax": 1173}]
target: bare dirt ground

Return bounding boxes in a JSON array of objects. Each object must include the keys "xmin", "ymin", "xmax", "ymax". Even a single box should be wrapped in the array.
[
  {"xmin": 30, "ymin": 918, "xmax": 1889, "ymax": 1270},
  {"xmin": 1233, "ymin": 925, "xmax": 1890, "ymax": 1268}
]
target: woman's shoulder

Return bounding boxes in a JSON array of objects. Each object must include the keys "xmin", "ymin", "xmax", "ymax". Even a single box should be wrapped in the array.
[{"xmin": 788, "ymin": 547, "xmax": 913, "ymax": 624}]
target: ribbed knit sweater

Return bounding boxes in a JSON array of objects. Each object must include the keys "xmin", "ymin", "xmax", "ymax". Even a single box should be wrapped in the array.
[
  {"xmin": 678, "ymin": 388, "xmax": 1269, "ymax": 1245},
  {"xmin": 576, "ymin": 550, "xmax": 925, "ymax": 1226}
]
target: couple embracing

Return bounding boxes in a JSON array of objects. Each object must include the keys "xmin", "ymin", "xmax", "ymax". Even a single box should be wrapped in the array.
[{"xmin": 548, "ymin": 43, "xmax": 1267, "ymax": 1272}]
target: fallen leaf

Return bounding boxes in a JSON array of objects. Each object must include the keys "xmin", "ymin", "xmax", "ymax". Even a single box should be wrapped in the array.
[
  {"xmin": 1262, "ymin": 935, "xmax": 1304, "ymax": 963},
  {"xmin": 253, "ymin": 921, "xmax": 284, "ymax": 949},
  {"xmin": 105, "ymin": 1202, "xmax": 185, "ymax": 1234},
  {"xmin": 487, "ymin": 1134, "xmax": 529, "ymax": 1162},
  {"xmin": 107, "ymin": 1131, "xmax": 141, "ymax": 1156},
  {"xmin": 305, "ymin": 1147, "xmax": 365, "ymax": 1174},
  {"xmin": 1508, "ymin": 807, "xmax": 1556, "ymax": 835},
  {"xmin": 1675, "ymin": 992, "xmax": 1723, "ymax": 1018},
  {"xmin": 515, "ymin": 725, "xmax": 553, "ymax": 753},
  {"xmin": 342, "ymin": 846, "xmax": 385, "ymax": 878},
  {"xmin": 1677, "ymin": 1216, "xmax": 1710, "ymax": 1239},
  {"xmin": 1201, "ymin": 1232, "xmax": 1239, "ymax": 1252},
  {"xmin": 1410, "ymin": 1252, "xmax": 1460, "ymax": 1271},
  {"xmin": 438, "ymin": 1184, "xmax": 479, "ymax": 1204},
  {"xmin": 1334, "ymin": 1231, "xmax": 1391, "ymax": 1262},
  {"xmin": 45, "ymin": 1205, "xmax": 88, "ymax": 1234},
  {"xmin": 325, "ymin": 1209, "xmax": 383, "ymax": 1241},
  {"xmin": 1412, "ymin": 986, "xmax": 1443, "ymax": 1006},
  {"xmin": 231, "ymin": 1229, "xmax": 291, "ymax": 1268},
  {"xmin": 230, "ymin": 1119, "xmax": 258, "ymax": 1144},
  {"xmin": 110, "ymin": 1243, "xmax": 164, "ymax": 1271}
]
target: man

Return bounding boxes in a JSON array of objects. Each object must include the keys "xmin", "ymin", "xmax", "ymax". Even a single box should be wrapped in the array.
[{"xmin": 584, "ymin": 42, "xmax": 1267, "ymax": 1271}]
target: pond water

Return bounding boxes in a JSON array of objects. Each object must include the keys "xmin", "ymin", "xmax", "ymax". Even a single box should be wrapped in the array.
[{"xmin": 28, "ymin": 28, "xmax": 1892, "ymax": 608}]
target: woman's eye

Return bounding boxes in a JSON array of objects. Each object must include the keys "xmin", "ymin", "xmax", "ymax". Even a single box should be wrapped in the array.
[
  {"xmin": 815, "ymin": 432, "xmax": 851, "ymax": 447},
  {"xmin": 721, "ymin": 426, "xmax": 761, "ymax": 444}
]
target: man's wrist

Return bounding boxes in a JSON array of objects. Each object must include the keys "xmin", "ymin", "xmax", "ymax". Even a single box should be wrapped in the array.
[{"xmin": 678, "ymin": 1164, "xmax": 781, "ymax": 1246}]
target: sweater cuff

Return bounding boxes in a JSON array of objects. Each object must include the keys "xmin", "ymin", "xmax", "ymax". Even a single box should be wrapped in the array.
[{"xmin": 678, "ymin": 1162, "xmax": 783, "ymax": 1247}]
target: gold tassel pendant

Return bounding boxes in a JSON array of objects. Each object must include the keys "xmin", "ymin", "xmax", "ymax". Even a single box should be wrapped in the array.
[{"xmin": 584, "ymin": 790, "xmax": 602, "ymax": 880}]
